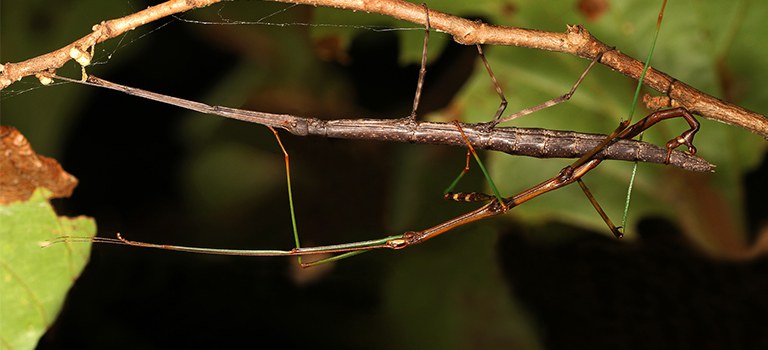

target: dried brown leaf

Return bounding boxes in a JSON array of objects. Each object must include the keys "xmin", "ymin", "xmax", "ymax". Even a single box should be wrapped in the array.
[{"xmin": 0, "ymin": 125, "xmax": 77, "ymax": 204}]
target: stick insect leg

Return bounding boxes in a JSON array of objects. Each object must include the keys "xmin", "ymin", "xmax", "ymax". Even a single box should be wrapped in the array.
[
  {"xmin": 267, "ymin": 126, "xmax": 381, "ymax": 268},
  {"xmin": 578, "ymin": 179, "xmax": 624, "ymax": 238},
  {"xmin": 616, "ymin": 107, "xmax": 699, "ymax": 162},
  {"xmin": 567, "ymin": 119, "xmax": 646, "ymax": 238},
  {"xmin": 408, "ymin": 7, "xmax": 506, "ymax": 208},
  {"xmin": 443, "ymin": 148, "xmax": 472, "ymax": 195},
  {"xmin": 298, "ymin": 248, "xmax": 369, "ymax": 268},
  {"xmin": 442, "ymin": 145, "xmax": 496, "ymax": 203},
  {"xmin": 409, "ymin": 4, "xmax": 430, "ymax": 120},
  {"xmin": 493, "ymin": 52, "xmax": 605, "ymax": 126},
  {"xmin": 445, "ymin": 121, "xmax": 508, "ymax": 209},
  {"xmin": 564, "ymin": 107, "xmax": 699, "ymax": 238},
  {"xmin": 441, "ymin": 45, "xmax": 505, "ymax": 199},
  {"xmin": 476, "ymin": 44, "xmax": 508, "ymax": 124},
  {"xmin": 265, "ymin": 127, "xmax": 304, "ymax": 265}
]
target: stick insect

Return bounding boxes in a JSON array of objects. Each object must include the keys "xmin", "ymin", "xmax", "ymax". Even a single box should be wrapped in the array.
[{"xmin": 47, "ymin": 1, "xmax": 700, "ymax": 267}]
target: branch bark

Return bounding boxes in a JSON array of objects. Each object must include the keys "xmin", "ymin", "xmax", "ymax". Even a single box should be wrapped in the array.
[{"xmin": 2, "ymin": 0, "xmax": 766, "ymax": 138}]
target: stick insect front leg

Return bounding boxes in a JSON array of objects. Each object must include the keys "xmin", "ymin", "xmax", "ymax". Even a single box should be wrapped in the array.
[{"xmin": 473, "ymin": 43, "xmax": 606, "ymax": 128}]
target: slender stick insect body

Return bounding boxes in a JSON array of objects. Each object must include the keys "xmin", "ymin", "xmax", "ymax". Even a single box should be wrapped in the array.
[{"xmin": 46, "ymin": 1, "xmax": 700, "ymax": 267}]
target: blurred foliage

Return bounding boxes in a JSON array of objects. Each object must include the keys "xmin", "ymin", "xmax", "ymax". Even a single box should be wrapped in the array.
[{"xmin": 1, "ymin": 0, "xmax": 766, "ymax": 349}]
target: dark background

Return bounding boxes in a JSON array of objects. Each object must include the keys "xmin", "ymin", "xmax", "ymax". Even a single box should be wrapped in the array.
[{"xmin": 3, "ymin": 1, "xmax": 768, "ymax": 349}]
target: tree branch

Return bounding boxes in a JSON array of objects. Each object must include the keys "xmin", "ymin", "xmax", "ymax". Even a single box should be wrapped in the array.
[
  {"xmin": 0, "ymin": 0, "xmax": 220, "ymax": 89},
  {"xmin": 2, "ymin": 0, "xmax": 765, "ymax": 137}
]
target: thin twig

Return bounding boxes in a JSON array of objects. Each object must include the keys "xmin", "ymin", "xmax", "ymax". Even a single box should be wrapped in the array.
[{"xmin": 2, "ymin": 0, "xmax": 765, "ymax": 137}]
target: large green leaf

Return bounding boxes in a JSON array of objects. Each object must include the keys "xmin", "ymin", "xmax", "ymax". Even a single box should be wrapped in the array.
[{"xmin": 0, "ymin": 189, "xmax": 95, "ymax": 350}]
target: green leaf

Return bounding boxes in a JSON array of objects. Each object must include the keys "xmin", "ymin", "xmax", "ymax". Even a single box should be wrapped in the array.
[{"xmin": 0, "ymin": 189, "xmax": 95, "ymax": 350}]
